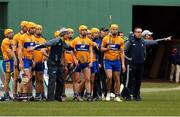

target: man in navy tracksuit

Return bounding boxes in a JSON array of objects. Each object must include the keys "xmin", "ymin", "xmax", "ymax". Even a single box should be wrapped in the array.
[
  {"xmin": 91, "ymin": 30, "xmax": 102, "ymax": 99},
  {"xmin": 124, "ymin": 27, "xmax": 171, "ymax": 101}
]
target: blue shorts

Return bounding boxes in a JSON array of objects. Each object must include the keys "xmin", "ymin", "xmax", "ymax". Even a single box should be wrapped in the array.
[
  {"xmin": 2, "ymin": 60, "xmax": 14, "ymax": 73},
  {"xmin": 91, "ymin": 61, "xmax": 99, "ymax": 74},
  {"xmin": 23, "ymin": 58, "xmax": 33, "ymax": 69},
  {"xmin": 75, "ymin": 63, "xmax": 89, "ymax": 72},
  {"xmin": 104, "ymin": 59, "xmax": 121, "ymax": 72},
  {"xmin": 34, "ymin": 62, "xmax": 45, "ymax": 72}
]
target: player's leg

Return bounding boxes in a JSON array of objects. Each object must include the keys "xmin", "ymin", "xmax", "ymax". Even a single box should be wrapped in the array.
[
  {"xmin": 112, "ymin": 60, "xmax": 122, "ymax": 102},
  {"xmin": 73, "ymin": 68, "xmax": 83, "ymax": 101},
  {"xmin": 12, "ymin": 66, "xmax": 19, "ymax": 99},
  {"xmin": 82, "ymin": 65, "xmax": 92, "ymax": 101},
  {"xmin": 170, "ymin": 64, "xmax": 175, "ymax": 82},
  {"xmin": 104, "ymin": 60, "xmax": 113, "ymax": 101},
  {"xmin": 35, "ymin": 62, "xmax": 45, "ymax": 100},
  {"xmin": 22, "ymin": 59, "xmax": 33, "ymax": 101},
  {"xmin": 175, "ymin": 65, "xmax": 180, "ymax": 83},
  {"xmin": 113, "ymin": 71, "xmax": 122, "ymax": 102},
  {"xmin": 3, "ymin": 60, "xmax": 13, "ymax": 100}
]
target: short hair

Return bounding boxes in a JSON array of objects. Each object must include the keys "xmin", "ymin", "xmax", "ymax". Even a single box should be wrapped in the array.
[
  {"xmin": 134, "ymin": 26, "xmax": 142, "ymax": 32},
  {"xmin": 118, "ymin": 31, "xmax": 124, "ymax": 36}
]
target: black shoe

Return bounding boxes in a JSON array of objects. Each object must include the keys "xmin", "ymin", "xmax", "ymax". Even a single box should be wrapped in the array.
[
  {"xmin": 35, "ymin": 96, "xmax": 42, "ymax": 101},
  {"xmin": 28, "ymin": 96, "xmax": 34, "ymax": 101},
  {"xmin": 87, "ymin": 96, "xmax": 93, "ymax": 101},
  {"xmin": 0, "ymin": 97, "xmax": 5, "ymax": 101},
  {"xmin": 73, "ymin": 96, "xmax": 77, "ymax": 101},
  {"xmin": 13, "ymin": 96, "xmax": 20, "ymax": 101},
  {"xmin": 134, "ymin": 96, "xmax": 142, "ymax": 101},
  {"xmin": 93, "ymin": 97, "xmax": 101, "ymax": 101},
  {"xmin": 125, "ymin": 96, "xmax": 132, "ymax": 101}
]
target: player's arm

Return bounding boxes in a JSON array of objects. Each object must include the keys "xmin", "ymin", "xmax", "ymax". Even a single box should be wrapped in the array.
[
  {"xmin": 2, "ymin": 40, "xmax": 12, "ymax": 57},
  {"xmin": 18, "ymin": 37, "xmax": 24, "ymax": 69},
  {"xmin": 70, "ymin": 51, "xmax": 79, "ymax": 66},
  {"xmin": 41, "ymin": 48, "xmax": 49, "ymax": 58},
  {"xmin": 11, "ymin": 40, "xmax": 18, "ymax": 66},
  {"xmin": 67, "ymin": 40, "xmax": 79, "ymax": 66},
  {"xmin": 89, "ymin": 41, "xmax": 93, "ymax": 67},
  {"xmin": 101, "ymin": 38, "xmax": 109, "ymax": 52}
]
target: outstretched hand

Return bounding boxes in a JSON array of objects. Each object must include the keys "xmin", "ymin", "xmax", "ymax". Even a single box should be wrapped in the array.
[{"xmin": 165, "ymin": 36, "xmax": 172, "ymax": 41}]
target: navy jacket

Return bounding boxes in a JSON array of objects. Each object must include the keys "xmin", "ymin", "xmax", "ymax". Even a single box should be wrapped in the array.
[{"xmin": 125, "ymin": 35, "xmax": 158, "ymax": 65}]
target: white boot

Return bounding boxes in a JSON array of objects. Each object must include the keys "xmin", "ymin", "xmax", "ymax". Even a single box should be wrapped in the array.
[
  {"xmin": 114, "ymin": 97, "xmax": 122, "ymax": 102},
  {"xmin": 106, "ymin": 93, "xmax": 111, "ymax": 101}
]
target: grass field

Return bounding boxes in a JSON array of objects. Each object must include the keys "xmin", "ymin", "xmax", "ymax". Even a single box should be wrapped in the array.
[{"xmin": 0, "ymin": 82, "xmax": 180, "ymax": 116}]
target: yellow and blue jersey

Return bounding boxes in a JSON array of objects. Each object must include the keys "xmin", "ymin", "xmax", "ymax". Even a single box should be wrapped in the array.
[
  {"xmin": 1, "ymin": 38, "xmax": 14, "ymax": 73},
  {"xmin": 70, "ymin": 36, "xmax": 93, "ymax": 64},
  {"xmin": 101, "ymin": 35, "xmax": 124, "ymax": 61}
]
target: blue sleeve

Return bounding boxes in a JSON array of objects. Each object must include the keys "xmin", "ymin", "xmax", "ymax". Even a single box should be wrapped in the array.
[
  {"xmin": 44, "ymin": 38, "xmax": 59, "ymax": 46},
  {"xmin": 34, "ymin": 38, "xmax": 59, "ymax": 50},
  {"xmin": 144, "ymin": 40, "xmax": 158, "ymax": 46},
  {"xmin": 125, "ymin": 40, "xmax": 131, "ymax": 52}
]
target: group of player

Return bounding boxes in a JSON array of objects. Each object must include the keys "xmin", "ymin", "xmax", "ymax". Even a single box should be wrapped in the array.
[
  {"xmin": 1, "ymin": 20, "xmax": 129, "ymax": 102},
  {"xmin": 1, "ymin": 21, "xmax": 48, "ymax": 101}
]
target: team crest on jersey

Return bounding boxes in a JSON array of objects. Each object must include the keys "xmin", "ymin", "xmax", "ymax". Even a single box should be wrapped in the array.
[
  {"xmin": 80, "ymin": 45, "xmax": 86, "ymax": 48},
  {"xmin": 30, "ymin": 42, "xmax": 34, "ymax": 46},
  {"xmin": 109, "ymin": 44, "xmax": 120, "ymax": 50}
]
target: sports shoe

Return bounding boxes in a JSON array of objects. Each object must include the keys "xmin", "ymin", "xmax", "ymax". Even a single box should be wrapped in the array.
[
  {"xmin": 114, "ymin": 97, "xmax": 122, "ymax": 102},
  {"xmin": 73, "ymin": 96, "xmax": 84, "ymax": 102},
  {"xmin": 110, "ymin": 93, "xmax": 115, "ymax": 98},
  {"xmin": 87, "ymin": 96, "xmax": 93, "ymax": 101},
  {"xmin": 61, "ymin": 96, "xmax": 67, "ymax": 102},
  {"xmin": 105, "ymin": 93, "xmax": 111, "ymax": 101}
]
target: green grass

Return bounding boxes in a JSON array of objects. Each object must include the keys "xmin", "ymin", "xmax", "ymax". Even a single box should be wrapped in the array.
[
  {"xmin": 141, "ymin": 82, "xmax": 180, "ymax": 88},
  {"xmin": 0, "ymin": 83, "xmax": 180, "ymax": 116}
]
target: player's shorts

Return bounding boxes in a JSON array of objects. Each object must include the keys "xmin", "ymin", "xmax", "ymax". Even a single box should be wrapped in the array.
[
  {"xmin": 34, "ymin": 62, "xmax": 45, "ymax": 72},
  {"xmin": 67, "ymin": 63, "xmax": 74, "ymax": 71},
  {"xmin": 104, "ymin": 59, "xmax": 121, "ymax": 72},
  {"xmin": 2, "ymin": 60, "xmax": 14, "ymax": 73},
  {"xmin": 91, "ymin": 61, "xmax": 99, "ymax": 74},
  {"xmin": 23, "ymin": 58, "xmax": 33, "ymax": 69},
  {"xmin": 75, "ymin": 62, "xmax": 89, "ymax": 72}
]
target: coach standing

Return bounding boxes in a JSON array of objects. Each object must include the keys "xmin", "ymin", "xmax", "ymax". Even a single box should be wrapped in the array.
[
  {"xmin": 30, "ymin": 28, "xmax": 69, "ymax": 101},
  {"xmin": 125, "ymin": 27, "xmax": 171, "ymax": 101}
]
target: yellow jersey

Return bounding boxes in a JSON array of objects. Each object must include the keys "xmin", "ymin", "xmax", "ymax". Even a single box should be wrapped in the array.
[
  {"xmin": 18, "ymin": 33, "xmax": 36, "ymax": 60},
  {"xmin": 12, "ymin": 32, "xmax": 24, "ymax": 55},
  {"xmin": 70, "ymin": 36, "xmax": 93, "ymax": 63},
  {"xmin": 101, "ymin": 35, "xmax": 124, "ymax": 61},
  {"xmin": 33, "ymin": 36, "xmax": 47, "ymax": 62},
  {"xmin": 64, "ymin": 39, "xmax": 74, "ymax": 64},
  {"xmin": 1, "ymin": 38, "xmax": 13, "ymax": 60}
]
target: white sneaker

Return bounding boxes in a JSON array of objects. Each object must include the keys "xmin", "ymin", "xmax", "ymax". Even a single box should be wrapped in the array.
[
  {"xmin": 114, "ymin": 97, "xmax": 122, "ymax": 102},
  {"xmin": 105, "ymin": 93, "xmax": 111, "ymax": 101},
  {"xmin": 110, "ymin": 93, "xmax": 115, "ymax": 98},
  {"xmin": 101, "ymin": 94, "xmax": 106, "ymax": 101}
]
